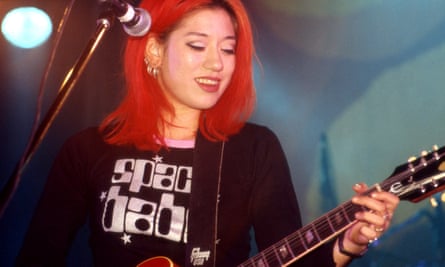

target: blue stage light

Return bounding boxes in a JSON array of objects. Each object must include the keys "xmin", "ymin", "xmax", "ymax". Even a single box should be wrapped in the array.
[{"xmin": 1, "ymin": 7, "xmax": 53, "ymax": 49}]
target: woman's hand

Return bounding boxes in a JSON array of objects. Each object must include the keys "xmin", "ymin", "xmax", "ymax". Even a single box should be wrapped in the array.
[{"xmin": 334, "ymin": 183, "xmax": 400, "ymax": 266}]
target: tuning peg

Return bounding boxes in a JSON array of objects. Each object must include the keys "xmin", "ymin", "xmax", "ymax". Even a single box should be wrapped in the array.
[
  {"xmin": 432, "ymin": 179, "xmax": 439, "ymax": 188},
  {"xmin": 420, "ymin": 151, "xmax": 428, "ymax": 166},
  {"xmin": 407, "ymin": 156, "xmax": 416, "ymax": 172},
  {"xmin": 433, "ymin": 145, "xmax": 440, "ymax": 160},
  {"xmin": 430, "ymin": 197, "xmax": 439, "ymax": 207}
]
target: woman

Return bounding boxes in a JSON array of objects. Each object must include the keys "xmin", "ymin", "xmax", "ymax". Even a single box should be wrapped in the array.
[{"xmin": 17, "ymin": 0, "xmax": 399, "ymax": 266}]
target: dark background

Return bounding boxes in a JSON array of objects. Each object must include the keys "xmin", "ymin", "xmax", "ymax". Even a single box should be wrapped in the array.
[{"xmin": 1, "ymin": 0, "xmax": 445, "ymax": 266}]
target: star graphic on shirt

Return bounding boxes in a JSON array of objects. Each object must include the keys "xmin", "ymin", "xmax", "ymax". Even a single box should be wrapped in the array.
[
  {"xmin": 121, "ymin": 233, "xmax": 132, "ymax": 245},
  {"xmin": 99, "ymin": 191, "xmax": 107, "ymax": 202},
  {"xmin": 152, "ymin": 154, "xmax": 163, "ymax": 163}
]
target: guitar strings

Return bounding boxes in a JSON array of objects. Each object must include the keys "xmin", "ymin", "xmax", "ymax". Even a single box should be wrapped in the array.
[
  {"xmin": 242, "ymin": 201, "xmax": 361, "ymax": 266},
  {"xmin": 240, "ymin": 148, "xmax": 445, "ymax": 266}
]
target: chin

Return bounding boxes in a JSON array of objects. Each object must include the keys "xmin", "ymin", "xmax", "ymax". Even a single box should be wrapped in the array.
[{"xmin": 194, "ymin": 99, "xmax": 221, "ymax": 110}]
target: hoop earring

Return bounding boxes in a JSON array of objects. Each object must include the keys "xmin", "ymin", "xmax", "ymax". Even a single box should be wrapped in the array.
[
  {"xmin": 144, "ymin": 57, "xmax": 158, "ymax": 77},
  {"xmin": 146, "ymin": 65, "xmax": 159, "ymax": 77}
]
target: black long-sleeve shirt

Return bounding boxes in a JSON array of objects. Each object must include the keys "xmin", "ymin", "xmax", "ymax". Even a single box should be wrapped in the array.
[{"xmin": 17, "ymin": 123, "xmax": 336, "ymax": 267}]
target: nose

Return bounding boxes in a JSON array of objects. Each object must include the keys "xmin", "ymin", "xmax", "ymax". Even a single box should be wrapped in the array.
[{"xmin": 203, "ymin": 46, "xmax": 223, "ymax": 72}]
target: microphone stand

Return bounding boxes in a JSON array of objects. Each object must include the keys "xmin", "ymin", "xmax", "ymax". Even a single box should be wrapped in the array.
[{"xmin": 0, "ymin": 8, "xmax": 116, "ymax": 218}]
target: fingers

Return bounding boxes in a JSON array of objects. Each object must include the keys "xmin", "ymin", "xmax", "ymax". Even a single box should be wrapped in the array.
[
  {"xmin": 349, "ymin": 222, "xmax": 373, "ymax": 245},
  {"xmin": 350, "ymin": 183, "xmax": 400, "ymax": 243},
  {"xmin": 337, "ymin": 183, "xmax": 401, "ymax": 259},
  {"xmin": 352, "ymin": 183, "xmax": 399, "ymax": 217},
  {"xmin": 358, "ymin": 222, "xmax": 382, "ymax": 243},
  {"xmin": 352, "ymin": 196, "xmax": 394, "ymax": 237},
  {"xmin": 355, "ymin": 209, "xmax": 387, "ymax": 232},
  {"xmin": 352, "ymin": 183, "xmax": 368, "ymax": 194}
]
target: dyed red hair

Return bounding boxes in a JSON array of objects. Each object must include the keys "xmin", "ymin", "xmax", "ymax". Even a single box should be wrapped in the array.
[{"xmin": 100, "ymin": 0, "xmax": 256, "ymax": 150}]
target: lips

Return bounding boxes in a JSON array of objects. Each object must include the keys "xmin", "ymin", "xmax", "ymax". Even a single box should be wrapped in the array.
[{"xmin": 195, "ymin": 77, "xmax": 221, "ymax": 92}]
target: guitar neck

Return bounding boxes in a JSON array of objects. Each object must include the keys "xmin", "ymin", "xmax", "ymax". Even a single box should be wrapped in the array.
[
  {"xmin": 239, "ymin": 199, "xmax": 367, "ymax": 267},
  {"xmin": 239, "ymin": 144, "xmax": 445, "ymax": 267}
]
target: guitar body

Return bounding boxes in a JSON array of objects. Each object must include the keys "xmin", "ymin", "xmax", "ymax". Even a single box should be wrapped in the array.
[{"xmin": 137, "ymin": 256, "xmax": 179, "ymax": 267}]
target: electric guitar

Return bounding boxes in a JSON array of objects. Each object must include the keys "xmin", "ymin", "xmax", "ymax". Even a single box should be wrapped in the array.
[{"xmin": 138, "ymin": 145, "xmax": 445, "ymax": 267}]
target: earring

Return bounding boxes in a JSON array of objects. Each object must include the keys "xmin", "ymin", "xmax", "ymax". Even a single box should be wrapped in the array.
[
  {"xmin": 147, "ymin": 66, "xmax": 159, "ymax": 77},
  {"xmin": 144, "ymin": 57, "xmax": 158, "ymax": 77}
]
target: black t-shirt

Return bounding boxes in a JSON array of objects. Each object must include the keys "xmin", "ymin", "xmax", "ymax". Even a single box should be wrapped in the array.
[
  {"xmin": 17, "ymin": 124, "xmax": 337, "ymax": 267},
  {"xmin": 96, "ymin": 146, "xmax": 194, "ymax": 265}
]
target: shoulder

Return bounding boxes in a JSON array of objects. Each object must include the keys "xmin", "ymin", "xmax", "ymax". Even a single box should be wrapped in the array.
[
  {"xmin": 225, "ymin": 122, "xmax": 285, "ymax": 158},
  {"xmin": 57, "ymin": 127, "xmax": 113, "ymax": 159},
  {"xmin": 230, "ymin": 122, "xmax": 280, "ymax": 144},
  {"xmin": 64, "ymin": 127, "xmax": 106, "ymax": 147}
]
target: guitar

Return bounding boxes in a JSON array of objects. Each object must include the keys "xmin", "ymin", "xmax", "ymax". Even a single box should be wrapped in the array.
[
  {"xmin": 137, "ymin": 256, "xmax": 178, "ymax": 267},
  {"xmin": 138, "ymin": 145, "xmax": 445, "ymax": 267}
]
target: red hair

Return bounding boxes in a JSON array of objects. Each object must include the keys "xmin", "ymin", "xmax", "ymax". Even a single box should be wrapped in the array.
[{"xmin": 100, "ymin": 0, "xmax": 256, "ymax": 150}]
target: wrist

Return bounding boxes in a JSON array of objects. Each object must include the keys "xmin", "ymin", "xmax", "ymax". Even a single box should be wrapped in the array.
[{"xmin": 337, "ymin": 232, "xmax": 368, "ymax": 258}]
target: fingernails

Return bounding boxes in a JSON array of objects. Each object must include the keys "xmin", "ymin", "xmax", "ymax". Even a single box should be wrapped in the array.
[{"xmin": 353, "ymin": 183, "xmax": 364, "ymax": 191}]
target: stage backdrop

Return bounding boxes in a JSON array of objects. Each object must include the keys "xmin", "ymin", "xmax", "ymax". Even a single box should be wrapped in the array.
[{"xmin": 1, "ymin": 0, "xmax": 444, "ymax": 266}]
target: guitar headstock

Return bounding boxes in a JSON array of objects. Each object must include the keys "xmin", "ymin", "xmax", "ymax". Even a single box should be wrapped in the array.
[{"xmin": 383, "ymin": 145, "xmax": 445, "ymax": 203}]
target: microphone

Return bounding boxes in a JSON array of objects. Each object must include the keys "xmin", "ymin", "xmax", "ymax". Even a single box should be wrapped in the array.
[{"xmin": 105, "ymin": 0, "xmax": 151, "ymax": 37}]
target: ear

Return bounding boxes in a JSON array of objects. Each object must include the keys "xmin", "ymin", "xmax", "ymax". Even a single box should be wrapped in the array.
[{"xmin": 145, "ymin": 35, "xmax": 163, "ymax": 67}]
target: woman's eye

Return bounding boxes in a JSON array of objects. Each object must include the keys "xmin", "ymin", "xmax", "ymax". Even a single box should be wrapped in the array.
[
  {"xmin": 222, "ymin": 48, "xmax": 235, "ymax": 55},
  {"xmin": 187, "ymin": 43, "xmax": 205, "ymax": 51}
]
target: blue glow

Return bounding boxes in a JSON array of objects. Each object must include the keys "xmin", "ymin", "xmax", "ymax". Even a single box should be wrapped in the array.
[{"xmin": 1, "ymin": 7, "xmax": 53, "ymax": 49}]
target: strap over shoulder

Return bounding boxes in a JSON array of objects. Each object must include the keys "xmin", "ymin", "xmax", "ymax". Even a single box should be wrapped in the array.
[{"xmin": 185, "ymin": 132, "xmax": 225, "ymax": 267}]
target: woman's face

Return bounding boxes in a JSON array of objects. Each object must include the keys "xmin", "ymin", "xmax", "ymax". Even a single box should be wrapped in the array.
[{"xmin": 151, "ymin": 8, "xmax": 236, "ymax": 114}]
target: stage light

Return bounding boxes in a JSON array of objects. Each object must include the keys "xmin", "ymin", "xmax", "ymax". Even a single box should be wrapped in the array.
[
  {"xmin": 1, "ymin": 6, "xmax": 53, "ymax": 49},
  {"xmin": 441, "ymin": 192, "xmax": 445, "ymax": 203}
]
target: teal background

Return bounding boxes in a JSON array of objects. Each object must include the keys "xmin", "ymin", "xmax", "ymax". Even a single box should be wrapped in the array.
[{"xmin": 1, "ymin": 0, "xmax": 444, "ymax": 266}]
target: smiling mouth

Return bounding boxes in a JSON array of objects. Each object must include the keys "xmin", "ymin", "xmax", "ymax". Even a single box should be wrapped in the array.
[
  {"xmin": 195, "ymin": 77, "xmax": 221, "ymax": 92},
  {"xmin": 195, "ymin": 77, "xmax": 220, "ymax": 85}
]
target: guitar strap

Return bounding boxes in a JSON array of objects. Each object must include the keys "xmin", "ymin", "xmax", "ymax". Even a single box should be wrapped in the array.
[{"xmin": 185, "ymin": 132, "xmax": 224, "ymax": 267}]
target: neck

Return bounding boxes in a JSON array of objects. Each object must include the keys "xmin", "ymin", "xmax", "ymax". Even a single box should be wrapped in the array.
[
  {"xmin": 164, "ymin": 126, "xmax": 197, "ymax": 140},
  {"xmin": 161, "ymin": 109, "xmax": 200, "ymax": 140}
]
